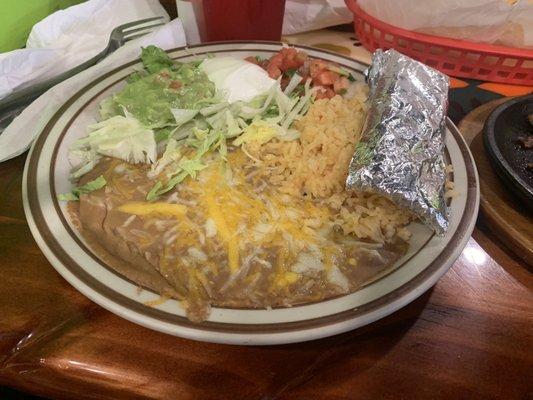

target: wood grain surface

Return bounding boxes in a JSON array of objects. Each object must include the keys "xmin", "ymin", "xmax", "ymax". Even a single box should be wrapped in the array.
[
  {"xmin": 458, "ymin": 99, "xmax": 533, "ymax": 266},
  {"xmin": 0, "ymin": 147, "xmax": 532, "ymax": 399}
]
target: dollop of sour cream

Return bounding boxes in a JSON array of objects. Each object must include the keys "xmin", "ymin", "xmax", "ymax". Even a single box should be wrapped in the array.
[{"xmin": 200, "ymin": 57, "xmax": 276, "ymax": 103}]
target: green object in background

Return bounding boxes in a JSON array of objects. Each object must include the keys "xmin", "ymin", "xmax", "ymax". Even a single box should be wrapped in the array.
[{"xmin": 0, "ymin": 0, "xmax": 85, "ymax": 53}]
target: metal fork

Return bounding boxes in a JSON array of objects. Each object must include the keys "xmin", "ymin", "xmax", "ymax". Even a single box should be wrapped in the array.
[{"xmin": 0, "ymin": 16, "xmax": 166, "ymax": 132}]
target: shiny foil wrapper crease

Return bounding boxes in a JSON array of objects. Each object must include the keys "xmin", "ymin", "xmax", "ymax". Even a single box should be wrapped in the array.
[{"xmin": 346, "ymin": 49, "xmax": 450, "ymax": 234}]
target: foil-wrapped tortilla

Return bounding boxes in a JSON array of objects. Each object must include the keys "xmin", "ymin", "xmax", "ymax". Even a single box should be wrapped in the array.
[{"xmin": 346, "ymin": 49, "xmax": 450, "ymax": 234}]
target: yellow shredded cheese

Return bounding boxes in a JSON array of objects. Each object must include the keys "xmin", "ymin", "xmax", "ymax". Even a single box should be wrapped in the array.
[
  {"xmin": 274, "ymin": 271, "xmax": 300, "ymax": 287},
  {"xmin": 117, "ymin": 201, "xmax": 187, "ymax": 218},
  {"xmin": 204, "ymin": 194, "xmax": 239, "ymax": 273},
  {"xmin": 144, "ymin": 294, "xmax": 170, "ymax": 307},
  {"xmin": 201, "ymin": 170, "xmax": 240, "ymax": 273}
]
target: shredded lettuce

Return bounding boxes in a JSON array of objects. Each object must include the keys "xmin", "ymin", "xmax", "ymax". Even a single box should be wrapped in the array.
[
  {"xmin": 205, "ymin": 111, "xmax": 225, "ymax": 130},
  {"xmin": 146, "ymin": 128, "xmax": 225, "ymax": 200},
  {"xmin": 224, "ymin": 110, "xmax": 242, "ymax": 138},
  {"xmin": 218, "ymin": 134, "xmax": 228, "ymax": 159},
  {"xmin": 284, "ymin": 73, "xmax": 303, "ymax": 96},
  {"xmin": 233, "ymin": 120, "xmax": 279, "ymax": 146},
  {"xmin": 188, "ymin": 128, "xmax": 223, "ymax": 157},
  {"xmin": 71, "ymin": 114, "xmax": 157, "ymax": 168},
  {"xmin": 69, "ymin": 147, "xmax": 102, "ymax": 180},
  {"xmin": 179, "ymin": 158, "xmax": 207, "ymax": 176},
  {"xmin": 148, "ymin": 138, "xmax": 181, "ymax": 178},
  {"xmin": 236, "ymin": 117, "xmax": 248, "ymax": 130},
  {"xmin": 171, "ymin": 109, "xmax": 199, "ymax": 126},
  {"xmin": 282, "ymin": 79, "xmax": 317, "ymax": 130},
  {"xmin": 171, "ymin": 120, "xmax": 202, "ymax": 141},
  {"xmin": 146, "ymin": 158, "xmax": 207, "ymax": 201},
  {"xmin": 238, "ymin": 86, "xmax": 277, "ymax": 119},
  {"xmin": 200, "ymin": 102, "xmax": 228, "ymax": 116},
  {"xmin": 58, "ymin": 175, "xmax": 107, "ymax": 201}
]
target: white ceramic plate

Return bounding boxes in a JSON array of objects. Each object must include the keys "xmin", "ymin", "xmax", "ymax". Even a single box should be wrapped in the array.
[{"xmin": 23, "ymin": 42, "xmax": 479, "ymax": 345}]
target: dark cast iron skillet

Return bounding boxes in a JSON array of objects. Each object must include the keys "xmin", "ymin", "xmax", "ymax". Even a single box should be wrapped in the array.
[{"xmin": 483, "ymin": 94, "xmax": 533, "ymax": 210}]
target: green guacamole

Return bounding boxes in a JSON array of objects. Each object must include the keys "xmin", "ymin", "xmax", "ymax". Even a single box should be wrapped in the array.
[{"xmin": 103, "ymin": 46, "xmax": 215, "ymax": 128}]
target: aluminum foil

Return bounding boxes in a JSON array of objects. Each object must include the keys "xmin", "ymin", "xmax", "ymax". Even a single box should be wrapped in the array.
[{"xmin": 346, "ymin": 49, "xmax": 450, "ymax": 234}]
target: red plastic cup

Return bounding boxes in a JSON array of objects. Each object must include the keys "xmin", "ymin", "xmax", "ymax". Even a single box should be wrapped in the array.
[{"xmin": 194, "ymin": 0, "xmax": 286, "ymax": 42}]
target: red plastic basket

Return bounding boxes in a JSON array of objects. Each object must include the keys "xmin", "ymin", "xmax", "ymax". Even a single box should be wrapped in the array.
[{"xmin": 345, "ymin": 0, "xmax": 533, "ymax": 85}]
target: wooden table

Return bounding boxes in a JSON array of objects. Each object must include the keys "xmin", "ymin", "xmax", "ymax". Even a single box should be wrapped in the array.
[{"xmin": 1, "ymin": 30, "xmax": 532, "ymax": 400}]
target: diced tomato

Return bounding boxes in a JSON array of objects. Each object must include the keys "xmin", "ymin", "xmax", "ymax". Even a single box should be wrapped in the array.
[
  {"xmin": 313, "ymin": 70, "xmax": 340, "ymax": 86},
  {"xmin": 324, "ymin": 88, "xmax": 336, "ymax": 98},
  {"xmin": 267, "ymin": 63, "xmax": 282, "ymax": 79},
  {"xmin": 245, "ymin": 56, "xmax": 259, "ymax": 65},
  {"xmin": 249, "ymin": 49, "xmax": 344, "ymax": 95},
  {"xmin": 169, "ymin": 80, "xmax": 182, "ymax": 90},
  {"xmin": 333, "ymin": 76, "xmax": 350, "ymax": 93},
  {"xmin": 282, "ymin": 56, "xmax": 300, "ymax": 71},
  {"xmin": 309, "ymin": 59, "xmax": 329, "ymax": 78},
  {"xmin": 269, "ymin": 53, "xmax": 283, "ymax": 68},
  {"xmin": 296, "ymin": 51, "xmax": 308, "ymax": 64},
  {"xmin": 279, "ymin": 47, "xmax": 296, "ymax": 60},
  {"xmin": 279, "ymin": 47, "xmax": 303, "ymax": 70},
  {"xmin": 315, "ymin": 87, "xmax": 336, "ymax": 100},
  {"xmin": 265, "ymin": 53, "xmax": 283, "ymax": 78},
  {"xmin": 254, "ymin": 48, "xmax": 310, "ymax": 79},
  {"xmin": 280, "ymin": 47, "xmax": 296, "ymax": 56}
]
